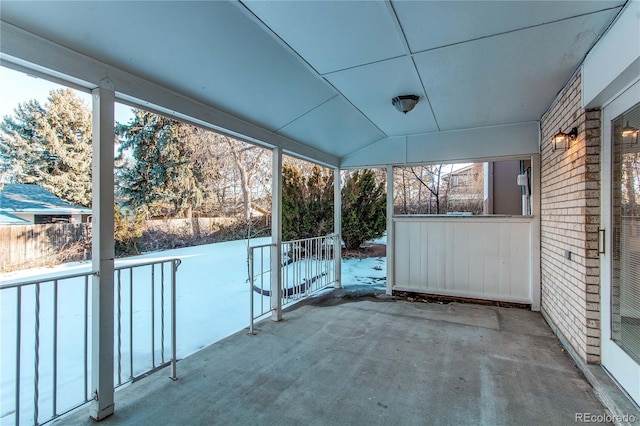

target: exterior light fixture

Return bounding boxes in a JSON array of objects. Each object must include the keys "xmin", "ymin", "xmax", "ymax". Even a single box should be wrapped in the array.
[
  {"xmin": 552, "ymin": 127, "xmax": 578, "ymax": 151},
  {"xmin": 621, "ymin": 121, "xmax": 639, "ymax": 145},
  {"xmin": 392, "ymin": 95, "xmax": 419, "ymax": 114}
]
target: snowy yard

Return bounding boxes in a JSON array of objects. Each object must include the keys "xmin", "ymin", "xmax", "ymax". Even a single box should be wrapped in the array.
[{"xmin": 0, "ymin": 237, "xmax": 385, "ymax": 425}]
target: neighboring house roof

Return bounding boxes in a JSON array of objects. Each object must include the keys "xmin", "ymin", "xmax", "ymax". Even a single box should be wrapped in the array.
[
  {"xmin": 0, "ymin": 211, "xmax": 30, "ymax": 225},
  {"xmin": 0, "ymin": 184, "xmax": 92, "ymax": 215}
]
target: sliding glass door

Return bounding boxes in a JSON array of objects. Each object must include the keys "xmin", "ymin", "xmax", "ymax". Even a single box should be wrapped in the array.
[{"xmin": 601, "ymin": 81, "xmax": 640, "ymax": 405}]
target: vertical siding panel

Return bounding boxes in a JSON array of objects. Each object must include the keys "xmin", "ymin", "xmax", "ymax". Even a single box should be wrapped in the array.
[
  {"xmin": 444, "ymin": 222, "xmax": 455, "ymax": 291},
  {"xmin": 498, "ymin": 222, "xmax": 512, "ymax": 297},
  {"xmin": 467, "ymin": 223, "xmax": 484, "ymax": 295},
  {"xmin": 429, "ymin": 222, "xmax": 447, "ymax": 290},
  {"xmin": 426, "ymin": 221, "xmax": 442, "ymax": 291},
  {"xmin": 420, "ymin": 222, "xmax": 429, "ymax": 289},
  {"xmin": 453, "ymin": 222, "xmax": 470, "ymax": 293},
  {"xmin": 483, "ymin": 222, "xmax": 501, "ymax": 297},
  {"xmin": 409, "ymin": 222, "xmax": 422, "ymax": 288},
  {"xmin": 394, "ymin": 221, "xmax": 410, "ymax": 286},
  {"xmin": 510, "ymin": 223, "xmax": 531, "ymax": 299}
]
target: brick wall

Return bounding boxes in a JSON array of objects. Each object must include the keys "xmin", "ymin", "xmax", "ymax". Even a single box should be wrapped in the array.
[{"xmin": 540, "ymin": 70, "xmax": 601, "ymax": 364}]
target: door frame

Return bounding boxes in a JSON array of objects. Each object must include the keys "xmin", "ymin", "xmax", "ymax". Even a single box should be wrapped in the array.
[{"xmin": 600, "ymin": 79, "xmax": 640, "ymax": 406}]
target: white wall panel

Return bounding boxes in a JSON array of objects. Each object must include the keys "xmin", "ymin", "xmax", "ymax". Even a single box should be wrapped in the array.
[
  {"xmin": 407, "ymin": 123, "xmax": 539, "ymax": 164},
  {"xmin": 341, "ymin": 122, "xmax": 539, "ymax": 168},
  {"xmin": 393, "ymin": 216, "xmax": 533, "ymax": 304}
]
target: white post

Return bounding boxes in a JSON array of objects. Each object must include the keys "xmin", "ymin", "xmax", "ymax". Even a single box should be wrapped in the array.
[
  {"xmin": 386, "ymin": 165, "xmax": 394, "ymax": 296},
  {"xmin": 89, "ymin": 79, "xmax": 115, "ymax": 421},
  {"xmin": 333, "ymin": 167, "xmax": 342, "ymax": 288},
  {"xmin": 531, "ymin": 154, "xmax": 542, "ymax": 311},
  {"xmin": 270, "ymin": 147, "xmax": 282, "ymax": 321}
]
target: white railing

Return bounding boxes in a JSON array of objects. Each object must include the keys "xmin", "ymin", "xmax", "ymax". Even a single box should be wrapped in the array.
[
  {"xmin": 0, "ymin": 258, "xmax": 181, "ymax": 426},
  {"xmin": 248, "ymin": 234, "xmax": 337, "ymax": 333},
  {"xmin": 248, "ymin": 242, "xmax": 275, "ymax": 334}
]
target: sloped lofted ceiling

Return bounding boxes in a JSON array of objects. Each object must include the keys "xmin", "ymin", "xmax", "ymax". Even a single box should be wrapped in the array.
[{"xmin": 0, "ymin": 1, "xmax": 625, "ymax": 165}]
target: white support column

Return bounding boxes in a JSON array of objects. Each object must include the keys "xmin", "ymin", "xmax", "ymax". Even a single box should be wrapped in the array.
[
  {"xmin": 333, "ymin": 167, "xmax": 342, "ymax": 288},
  {"xmin": 270, "ymin": 147, "xmax": 282, "ymax": 321},
  {"xmin": 531, "ymin": 154, "xmax": 542, "ymax": 311},
  {"xmin": 89, "ymin": 79, "xmax": 115, "ymax": 421},
  {"xmin": 386, "ymin": 165, "xmax": 394, "ymax": 296}
]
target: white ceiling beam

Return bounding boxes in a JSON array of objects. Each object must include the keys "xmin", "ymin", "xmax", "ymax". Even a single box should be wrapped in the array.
[
  {"xmin": 341, "ymin": 121, "xmax": 540, "ymax": 168},
  {"xmin": 582, "ymin": 1, "xmax": 640, "ymax": 108},
  {"xmin": 0, "ymin": 22, "xmax": 340, "ymax": 167}
]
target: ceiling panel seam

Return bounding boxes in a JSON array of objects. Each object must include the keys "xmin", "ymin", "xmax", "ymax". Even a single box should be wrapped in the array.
[
  {"xmin": 406, "ymin": 5, "xmax": 624, "ymax": 56},
  {"xmin": 275, "ymin": 94, "xmax": 338, "ymax": 132},
  {"xmin": 306, "ymin": 4, "xmax": 622, "ymax": 78},
  {"xmin": 237, "ymin": 0, "xmax": 388, "ymax": 139},
  {"xmin": 410, "ymin": 55, "xmax": 440, "ymax": 132},
  {"xmin": 320, "ymin": 54, "xmax": 406, "ymax": 77},
  {"xmin": 235, "ymin": 0, "xmax": 335, "ymax": 95},
  {"xmin": 388, "ymin": 0, "xmax": 440, "ymax": 131}
]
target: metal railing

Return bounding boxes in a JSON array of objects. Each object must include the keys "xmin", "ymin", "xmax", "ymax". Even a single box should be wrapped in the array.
[
  {"xmin": 0, "ymin": 258, "xmax": 181, "ymax": 426},
  {"xmin": 248, "ymin": 234, "xmax": 337, "ymax": 332},
  {"xmin": 247, "ymin": 242, "xmax": 275, "ymax": 334}
]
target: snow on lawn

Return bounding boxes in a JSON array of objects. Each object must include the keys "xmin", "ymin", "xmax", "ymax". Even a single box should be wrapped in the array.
[{"xmin": 0, "ymin": 237, "xmax": 385, "ymax": 425}]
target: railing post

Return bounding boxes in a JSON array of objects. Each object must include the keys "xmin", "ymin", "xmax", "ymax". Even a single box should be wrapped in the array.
[
  {"xmin": 15, "ymin": 287, "xmax": 21, "ymax": 426},
  {"xmin": 334, "ymin": 168, "xmax": 342, "ymax": 288},
  {"xmin": 89, "ymin": 79, "xmax": 116, "ymax": 421},
  {"xmin": 248, "ymin": 247, "xmax": 255, "ymax": 334},
  {"xmin": 386, "ymin": 165, "xmax": 394, "ymax": 296},
  {"xmin": 34, "ymin": 283, "xmax": 40, "ymax": 426},
  {"xmin": 170, "ymin": 259, "xmax": 179, "ymax": 380}
]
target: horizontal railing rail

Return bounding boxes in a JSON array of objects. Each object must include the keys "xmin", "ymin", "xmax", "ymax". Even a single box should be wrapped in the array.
[{"xmin": 0, "ymin": 258, "xmax": 180, "ymax": 426}]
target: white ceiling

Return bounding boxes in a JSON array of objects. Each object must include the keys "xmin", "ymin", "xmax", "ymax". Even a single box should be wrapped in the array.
[{"xmin": 0, "ymin": 0, "xmax": 625, "ymax": 164}]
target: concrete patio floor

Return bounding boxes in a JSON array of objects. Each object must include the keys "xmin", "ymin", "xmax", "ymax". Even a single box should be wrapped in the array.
[{"xmin": 58, "ymin": 292, "xmax": 614, "ymax": 425}]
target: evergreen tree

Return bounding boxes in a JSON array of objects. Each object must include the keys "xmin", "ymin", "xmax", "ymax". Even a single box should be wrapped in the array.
[
  {"xmin": 0, "ymin": 89, "xmax": 93, "ymax": 206},
  {"xmin": 116, "ymin": 110, "xmax": 203, "ymax": 218},
  {"xmin": 341, "ymin": 169, "xmax": 386, "ymax": 250},
  {"xmin": 282, "ymin": 163, "xmax": 334, "ymax": 241},
  {"xmin": 114, "ymin": 204, "xmax": 144, "ymax": 255},
  {"xmin": 282, "ymin": 165, "xmax": 386, "ymax": 249}
]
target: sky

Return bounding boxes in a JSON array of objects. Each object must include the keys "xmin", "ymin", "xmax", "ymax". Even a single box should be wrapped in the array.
[{"xmin": 0, "ymin": 66, "xmax": 133, "ymax": 123}]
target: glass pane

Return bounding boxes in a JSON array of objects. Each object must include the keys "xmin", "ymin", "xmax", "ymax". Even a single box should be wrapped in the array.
[
  {"xmin": 393, "ymin": 160, "xmax": 531, "ymax": 216},
  {"xmin": 611, "ymin": 101, "xmax": 640, "ymax": 362}
]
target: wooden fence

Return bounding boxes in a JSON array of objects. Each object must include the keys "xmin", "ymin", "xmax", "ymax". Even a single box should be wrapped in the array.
[
  {"xmin": 0, "ymin": 223, "xmax": 92, "ymax": 272},
  {"xmin": 145, "ymin": 217, "xmax": 238, "ymax": 235}
]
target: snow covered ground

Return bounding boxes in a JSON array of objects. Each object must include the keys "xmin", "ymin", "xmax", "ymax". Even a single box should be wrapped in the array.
[{"xmin": 0, "ymin": 237, "xmax": 385, "ymax": 425}]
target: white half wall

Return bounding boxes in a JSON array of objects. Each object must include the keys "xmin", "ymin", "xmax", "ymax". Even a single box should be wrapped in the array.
[
  {"xmin": 341, "ymin": 121, "xmax": 539, "ymax": 168},
  {"xmin": 392, "ymin": 216, "xmax": 534, "ymax": 304}
]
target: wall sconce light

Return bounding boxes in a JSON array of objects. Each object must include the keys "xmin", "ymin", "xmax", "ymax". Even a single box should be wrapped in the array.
[
  {"xmin": 621, "ymin": 121, "xmax": 638, "ymax": 145},
  {"xmin": 552, "ymin": 127, "xmax": 578, "ymax": 151},
  {"xmin": 392, "ymin": 95, "xmax": 420, "ymax": 114}
]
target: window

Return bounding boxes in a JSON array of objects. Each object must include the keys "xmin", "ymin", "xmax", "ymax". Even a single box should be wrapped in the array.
[{"xmin": 393, "ymin": 159, "xmax": 531, "ymax": 216}]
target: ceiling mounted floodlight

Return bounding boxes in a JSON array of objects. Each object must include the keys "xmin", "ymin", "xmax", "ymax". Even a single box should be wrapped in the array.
[
  {"xmin": 392, "ymin": 95, "xmax": 420, "ymax": 114},
  {"xmin": 621, "ymin": 121, "xmax": 639, "ymax": 145},
  {"xmin": 552, "ymin": 127, "xmax": 578, "ymax": 152}
]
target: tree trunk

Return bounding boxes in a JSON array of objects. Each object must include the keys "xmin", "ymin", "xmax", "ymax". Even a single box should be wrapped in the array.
[{"xmin": 225, "ymin": 137, "xmax": 252, "ymax": 224}]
